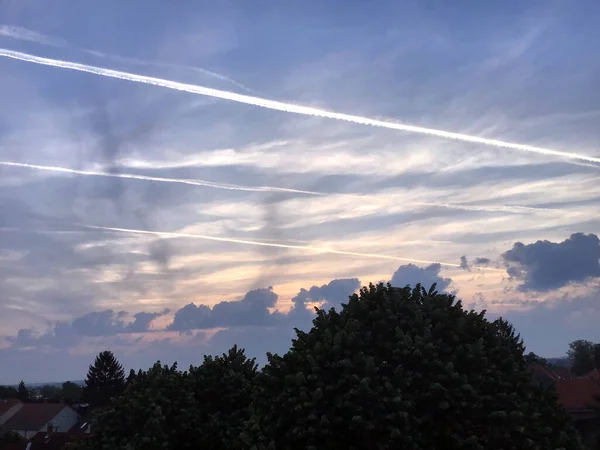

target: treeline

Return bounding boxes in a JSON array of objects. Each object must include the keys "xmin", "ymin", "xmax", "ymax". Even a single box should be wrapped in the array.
[
  {"xmin": 0, "ymin": 380, "xmax": 82, "ymax": 403},
  {"xmin": 523, "ymin": 340, "xmax": 600, "ymax": 376},
  {"xmin": 72, "ymin": 283, "xmax": 585, "ymax": 450}
]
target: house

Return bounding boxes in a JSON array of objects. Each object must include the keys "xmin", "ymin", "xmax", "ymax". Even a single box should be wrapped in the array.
[
  {"xmin": 554, "ymin": 377, "xmax": 600, "ymax": 419},
  {"xmin": 529, "ymin": 362, "xmax": 560, "ymax": 387},
  {"xmin": 0, "ymin": 400, "xmax": 23, "ymax": 425},
  {"xmin": 529, "ymin": 362, "xmax": 600, "ymax": 447},
  {"xmin": 3, "ymin": 404, "xmax": 78, "ymax": 439}
]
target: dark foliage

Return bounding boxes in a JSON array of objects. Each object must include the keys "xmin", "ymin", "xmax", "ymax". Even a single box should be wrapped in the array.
[
  {"xmin": 0, "ymin": 425, "xmax": 22, "ymax": 444},
  {"xmin": 126, "ymin": 369, "xmax": 137, "ymax": 385},
  {"xmin": 79, "ymin": 347, "xmax": 258, "ymax": 450},
  {"xmin": 190, "ymin": 345, "xmax": 258, "ymax": 449},
  {"xmin": 568, "ymin": 340, "xmax": 596, "ymax": 376},
  {"xmin": 17, "ymin": 380, "xmax": 29, "ymax": 402},
  {"xmin": 81, "ymin": 362, "xmax": 197, "ymax": 450},
  {"xmin": 83, "ymin": 350, "xmax": 125, "ymax": 407},
  {"xmin": 62, "ymin": 381, "xmax": 83, "ymax": 403},
  {"xmin": 245, "ymin": 283, "xmax": 582, "ymax": 450},
  {"xmin": 0, "ymin": 385, "xmax": 18, "ymax": 399},
  {"xmin": 525, "ymin": 352, "xmax": 549, "ymax": 367}
]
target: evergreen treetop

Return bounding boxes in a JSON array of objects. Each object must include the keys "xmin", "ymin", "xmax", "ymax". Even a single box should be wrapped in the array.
[{"xmin": 83, "ymin": 350, "xmax": 125, "ymax": 407}]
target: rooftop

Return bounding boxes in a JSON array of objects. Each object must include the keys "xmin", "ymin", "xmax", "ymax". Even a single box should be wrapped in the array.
[
  {"xmin": 555, "ymin": 378, "xmax": 600, "ymax": 411},
  {"xmin": 0, "ymin": 400, "xmax": 22, "ymax": 417},
  {"xmin": 3, "ymin": 404, "xmax": 71, "ymax": 432}
]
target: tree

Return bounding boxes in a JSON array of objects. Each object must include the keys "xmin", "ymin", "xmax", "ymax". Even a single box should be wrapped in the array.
[
  {"xmin": 83, "ymin": 350, "xmax": 125, "ymax": 407},
  {"xmin": 17, "ymin": 380, "xmax": 29, "ymax": 402},
  {"xmin": 568, "ymin": 340, "xmax": 596, "ymax": 376},
  {"xmin": 0, "ymin": 385, "xmax": 18, "ymax": 399},
  {"xmin": 79, "ymin": 347, "xmax": 258, "ymax": 450},
  {"xmin": 594, "ymin": 344, "xmax": 600, "ymax": 371},
  {"xmin": 245, "ymin": 283, "xmax": 583, "ymax": 450},
  {"xmin": 62, "ymin": 381, "xmax": 83, "ymax": 403},
  {"xmin": 524, "ymin": 352, "xmax": 548, "ymax": 367},
  {"xmin": 126, "ymin": 368, "xmax": 137, "ymax": 385},
  {"xmin": 81, "ymin": 362, "xmax": 199, "ymax": 450},
  {"xmin": 0, "ymin": 425, "xmax": 22, "ymax": 444},
  {"xmin": 190, "ymin": 345, "xmax": 258, "ymax": 449},
  {"xmin": 39, "ymin": 384, "xmax": 62, "ymax": 402}
]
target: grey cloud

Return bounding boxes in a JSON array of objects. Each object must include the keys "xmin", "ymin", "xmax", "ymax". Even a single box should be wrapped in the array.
[
  {"xmin": 71, "ymin": 309, "xmax": 127, "ymax": 336},
  {"xmin": 460, "ymin": 255, "xmax": 471, "ymax": 271},
  {"xmin": 167, "ymin": 287, "xmax": 282, "ymax": 331},
  {"xmin": 127, "ymin": 309, "xmax": 170, "ymax": 333},
  {"xmin": 2, "ymin": 266, "xmax": 440, "ymax": 382},
  {"xmin": 291, "ymin": 278, "xmax": 361, "ymax": 312},
  {"xmin": 473, "ymin": 257, "xmax": 491, "ymax": 266},
  {"xmin": 167, "ymin": 303, "xmax": 212, "ymax": 332},
  {"xmin": 506, "ymin": 266, "xmax": 524, "ymax": 280},
  {"xmin": 502, "ymin": 233, "xmax": 600, "ymax": 291},
  {"xmin": 7, "ymin": 309, "xmax": 170, "ymax": 349},
  {"xmin": 390, "ymin": 263, "xmax": 452, "ymax": 292}
]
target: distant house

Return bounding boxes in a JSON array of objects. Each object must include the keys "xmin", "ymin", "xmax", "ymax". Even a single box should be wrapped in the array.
[
  {"xmin": 528, "ymin": 363, "xmax": 600, "ymax": 415},
  {"xmin": 529, "ymin": 362, "xmax": 600, "ymax": 447},
  {"xmin": 529, "ymin": 362, "xmax": 561, "ymax": 387},
  {"xmin": 3, "ymin": 404, "xmax": 78, "ymax": 439},
  {"xmin": 0, "ymin": 400, "xmax": 23, "ymax": 426}
]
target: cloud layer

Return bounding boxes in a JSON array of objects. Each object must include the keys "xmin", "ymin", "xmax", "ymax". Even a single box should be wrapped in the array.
[{"xmin": 1, "ymin": 0, "xmax": 599, "ymax": 382}]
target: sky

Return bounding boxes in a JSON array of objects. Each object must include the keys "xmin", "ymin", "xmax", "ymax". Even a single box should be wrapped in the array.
[{"xmin": 0, "ymin": 0, "xmax": 599, "ymax": 384}]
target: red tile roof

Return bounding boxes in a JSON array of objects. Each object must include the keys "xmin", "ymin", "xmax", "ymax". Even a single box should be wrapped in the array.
[
  {"xmin": 586, "ymin": 369, "xmax": 600, "ymax": 380},
  {"xmin": 551, "ymin": 368, "xmax": 573, "ymax": 380},
  {"xmin": 3, "ymin": 404, "xmax": 71, "ymax": 432},
  {"xmin": 0, "ymin": 400, "xmax": 21, "ymax": 417},
  {"xmin": 555, "ymin": 378, "xmax": 600, "ymax": 410}
]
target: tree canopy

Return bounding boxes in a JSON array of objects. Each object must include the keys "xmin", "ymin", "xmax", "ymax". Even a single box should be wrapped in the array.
[
  {"xmin": 568, "ymin": 340, "xmax": 596, "ymax": 376},
  {"xmin": 0, "ymin": 385, "xmax": 18, "ymax": 399},
  {"xmin": 525, "ymin": 352, "xmax": 549, "ymax": 367},
  {"xmin": 81, "ymin": 347, "xmax": 258, "ymax": 450},
  {"xmin": 245, "ymin": 283, "xmax": 582, "ymax": 450},
  {"xmin": 83, "ymin": 350, "xmax": 125, "ymax": 407},
  {"xmin": 0, "ymin": 425, "xmax": 22, "ymax": 444},
  {"xmin": 62, "ymin": 381, "xmax": 83, "ymax": 403},
  {"xmin": 190, "ymin": 345, "xmax": 258, "ymax": 449},
  {"xmin": 17, "ymin": 380, "xmax": 29, "ymax": 402}
]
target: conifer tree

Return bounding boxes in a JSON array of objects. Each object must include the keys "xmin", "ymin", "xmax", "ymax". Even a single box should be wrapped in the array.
[
  {"xmin": 126, "ymin": 368, "xmax": 137, "ymax": 385},
  {"xmin": 83, "ymin": 350, "xmax": 125, "ymax": 407},
  {"xmin": 17, "ymin": 380, "xmax": 29, "ymax": 402}
]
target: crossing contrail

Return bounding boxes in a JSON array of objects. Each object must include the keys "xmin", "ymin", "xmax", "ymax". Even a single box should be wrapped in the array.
[
  {"xmin": 0, "ymin": 160, "xmax": 324, "ymax": 196},
  {"xmin": 0, "ymin": 25, "xmax": 253, "ymax": 93},
  {"xmin": 81, "ymin": 224, "xmax": 471, "ymax": 268},
  {"xmin": 2, "ymin": 48, "xmax": 599, "ymax": 165},
  {"xmin": 1, "ymin": 160, "xmax": 558, "ymax": 215}
]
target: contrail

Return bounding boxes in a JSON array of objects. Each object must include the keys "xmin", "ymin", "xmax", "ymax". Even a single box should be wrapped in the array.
[
  {"xmin": 0, "ymin": 26, "xmax": 253, "ymax": 93},
  {"xmin": 2, "ymin": 48, "xmax": 599, "ymax": 165},
  {"xmin": 1, "ymin": 160, "xmax": 558, "ymax": 215},
  {"xmin": 0, "ymin": 160, "xmax": 324, "ymax": 196},
  {"xmin": 81, "ymin": 224, "xmax": 469, "ymax": 268}
]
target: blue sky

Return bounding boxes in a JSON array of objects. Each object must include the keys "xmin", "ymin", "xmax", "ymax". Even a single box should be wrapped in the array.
[{"xmin": 0, "ymin": 0, "xmax": 599, "ymax": 383}]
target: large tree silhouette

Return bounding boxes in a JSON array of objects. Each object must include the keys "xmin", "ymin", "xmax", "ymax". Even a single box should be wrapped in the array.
[
  {"xmin": 83, "ymin": 350, "xmax": 125, "ymax": 407},
  {"xmin": 246, "ymin": 283, "xmax": 583, "ymax": 449}
]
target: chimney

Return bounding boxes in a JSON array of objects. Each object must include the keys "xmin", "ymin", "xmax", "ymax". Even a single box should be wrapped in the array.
[{"xmin": 46, "ymin": 422, "xmax": 54, "ymax": 434}]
